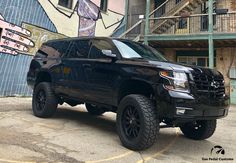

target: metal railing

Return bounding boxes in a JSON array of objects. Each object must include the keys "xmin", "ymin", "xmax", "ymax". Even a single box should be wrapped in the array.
[
  {"xmin": 118, "ymin": 0, "xmax": 208, "ymax": 41},
  {"xmin": 148, "ymin": 12, "xmax": 236, "ymax": 35}
]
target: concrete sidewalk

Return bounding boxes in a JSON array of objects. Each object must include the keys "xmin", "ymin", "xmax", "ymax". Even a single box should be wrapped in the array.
[{"xmin": 0, "ymin": 97, "xmax": 235, "ymax": 163}]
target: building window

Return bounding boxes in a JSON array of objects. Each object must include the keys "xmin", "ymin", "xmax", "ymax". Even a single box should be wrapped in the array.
[
  {"xmin": 100, "ymin": 0, "xmax": 108, "ymax": 12},
  {"xmin": 178, "ymin": 18, "xmax": 188, "ymax": 29},
  {"xmin": 58, "ymin": 0, "xmax": 73, "ymax": 9},
  {"xmin": 201, "ymin": 2, "xmax": 216, "ymax": 31},
  {"xmin": 177, "ymin": 56, "xmax": 216, "ymax": 67},
  {"xmin": 176, "ymin": 0, "xmax": 182, "ymax": 4},
  {"xmin": 155, "ymin": 0, "xmax": 166, "ymax": 17}
]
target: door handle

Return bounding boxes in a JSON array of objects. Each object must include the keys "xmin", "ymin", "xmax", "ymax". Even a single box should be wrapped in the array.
[{"xmin": 83, "ymin": 64, "xmax": 91, "ymax": 68}]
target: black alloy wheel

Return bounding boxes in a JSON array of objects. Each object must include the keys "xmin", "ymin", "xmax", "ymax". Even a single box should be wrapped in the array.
[
  {"xmin": 35, "ymin": 90, "xmax": 47, "ymax": 111},
  {"xmin": 32, "ymin": 82, "xmax": 58, "ymax": 118},
  {"xmin": 116, "ymin": 94, "xmax": 159, "ymax": 150},
  {"xmin": 122, "ymin": 105, "xmax": 141, "ymax": 139}
]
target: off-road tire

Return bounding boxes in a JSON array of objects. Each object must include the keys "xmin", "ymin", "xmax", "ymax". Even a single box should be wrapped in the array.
[
  {"xmin": 180, "ymin": 120, "xmax": 217, "ymax": 140},
  {"xmin": 32, "ymin": 82, "xmax": 58, "ymax": 118},
  {"xmin": 85, "ymin": 103, "xmax": 106, "ymax": 116},
  {"xmin": 116, "ymin": 94, "xmax": 159, "ymax": 150}
]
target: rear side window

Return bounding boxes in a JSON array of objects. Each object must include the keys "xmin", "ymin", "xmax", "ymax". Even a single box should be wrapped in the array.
[
  {"xmin": 35, "ymin": 50, "xmax": 48, "ymax": 58},
  {"xmin": 41, "ymin": 41, "xmax": 71, "ymax": 58},
  {"xmin": 89, "ymin": 39, "xmax": 116, "ymax": 59},
  {"xmin": 56, "ymin": 41, "xmax": 71, "ymax": 56},
  {"xmin": 66, "ymin": 40, "xmax": 90, "ymax": 58}
]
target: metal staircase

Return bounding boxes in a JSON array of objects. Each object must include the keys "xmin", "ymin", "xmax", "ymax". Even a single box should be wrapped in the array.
[
  {"xmin": 118, "ymin": 0, "xmax": 207, "ymax": 41},
  {"xmin": 152, "ymin": 0, "xmax": 207, "ymax": 34}
]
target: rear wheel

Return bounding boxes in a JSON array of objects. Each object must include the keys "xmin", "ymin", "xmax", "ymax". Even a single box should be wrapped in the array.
[
  {"xmin": 180, "ymin": 120, "xmax": 217, "ymax": 140},
  {"xmin": 85, "ymin": 103, "xmax": 106, "ymax": 116},
  {"xmin": 32, "ymin": 82, "xmax": 58, "ymax": 118},
  {"xmin": 117, "ymin": 94, "xmax": 159, "ymax": 150}
]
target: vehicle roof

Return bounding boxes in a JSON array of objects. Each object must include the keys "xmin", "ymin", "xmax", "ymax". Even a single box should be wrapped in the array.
[{"xmin": 44, "ymin": 37, "xmax": 132, "ymax": 44}]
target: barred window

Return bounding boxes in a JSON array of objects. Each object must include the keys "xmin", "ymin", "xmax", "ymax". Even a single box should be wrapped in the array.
[{"xmin": 58, "ymin": 0, "xmax": 73, "ymax": 9}]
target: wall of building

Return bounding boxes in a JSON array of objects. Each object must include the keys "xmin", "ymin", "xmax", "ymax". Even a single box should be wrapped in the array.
[
  {"xmin": 0, "ymin": 0, "xmax": 125, "ymax": 96},
  {"xmin": 216, "ymin": 48, "xmax": 236, "ymax": 95},
  {"xmin": 126, "ymin": 0, "xmax": 146, "ymax": 33},
  {"xmin": 162, "ymin": 49, "xmax": 176, "ymax": 62}
]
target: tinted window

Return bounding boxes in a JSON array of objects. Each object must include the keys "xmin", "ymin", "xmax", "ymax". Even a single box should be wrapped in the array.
[
  {"xmin": 35, "ymin": 50, "xmax": 48, "ymax": 58},
  {"xmin": 57, "ymin": 41, "xmax": 71, "ymax": 56},
  {"xmin": 66, "ymin": 40, "xmax": 90, "ymax": 58},
  {"xmin": 45, "ymin": 41, "xmax": 70, "ymax": 57},
  {"xmin": 89, "ymin": 39, "xmax": 116, "ymax": 59}
]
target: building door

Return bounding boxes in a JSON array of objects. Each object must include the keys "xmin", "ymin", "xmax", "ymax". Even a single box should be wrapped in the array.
[
  {"xmin": 128, "ymin": 0, "xmax": 146, "ymax": 36},
  {"xmin": 175, "ymin": 18, "xmax": 189, "ymax": 34}
]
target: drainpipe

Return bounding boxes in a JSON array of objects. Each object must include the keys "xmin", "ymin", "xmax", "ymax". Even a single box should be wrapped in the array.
[
  {"xmin": 208, "ymin": 0, "xmax": 214, "ymax": 69},
  {"xmin": 124, "ymin": 0, "xmax": 129, "ymax": 31},
  {"xmin": 144, "ymin": 0, "xmax": 150, "ymax": 45}
]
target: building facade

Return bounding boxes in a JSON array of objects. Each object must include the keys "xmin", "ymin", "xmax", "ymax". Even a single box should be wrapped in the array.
[
  {"xmin": 0, "ymin": 0, "xmax": 125, "ymax": 96},
  {"xmin": 119, "ymin": 0, "xmax": 236, "ymax": 103}
]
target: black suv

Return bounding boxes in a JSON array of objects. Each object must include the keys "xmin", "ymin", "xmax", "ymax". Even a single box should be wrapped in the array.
[{"xmin": 27, "ymin": 37, "xmax": 229, "ymax": 150}]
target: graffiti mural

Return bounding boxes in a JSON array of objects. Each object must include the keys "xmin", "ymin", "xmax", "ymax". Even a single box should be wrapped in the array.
[
  {"xmin": 48, "ymin": 0, "xmax": 125, "ymax": 36},
  {"xmin": 77, "ymin": 0, "xmax": 100, "ymax": 36},
  {"xmin": 0, "ymin": 15, "xmax": 34, "ymax": 55},
  {"xmin": 0, "ymin": 0, "xmax": 60, "ymax": 96},
  {"xmin": 0, "ymin": 0, "xmax": 125, "ymax": 96},
  {"xmin": 22, "ymin": 23, "xmax": 66, "ymax": 55}
]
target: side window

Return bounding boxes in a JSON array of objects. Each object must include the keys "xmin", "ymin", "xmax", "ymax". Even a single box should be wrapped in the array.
[
  {"xmin": 57, "ymin": 41, "xmax": 71, "ymax": 57},
  {"xmin": 47, "ymin": 41, "xmax": 71, "ymax": 57},
  {"xmin": 89, "ymin": 40, "xmax": 116, "ymax": 59},
  {"xmin": 66, "ymin": 40, "xmax": 90, "ymax": 58},
  {"xmin": 35, "ymin": 50, "xmax": 48, "ymax": 58}
]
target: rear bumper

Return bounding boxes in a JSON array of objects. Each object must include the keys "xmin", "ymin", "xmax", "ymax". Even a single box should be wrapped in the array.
[{"xmin": 157, "ymin": 90, "xmax": 230, "ymax": 122}]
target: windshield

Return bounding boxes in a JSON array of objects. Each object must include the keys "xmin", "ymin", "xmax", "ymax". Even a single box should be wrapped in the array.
[{"xmin": 113, "ymin": 39, "xmax": 167, "ymax": 62}]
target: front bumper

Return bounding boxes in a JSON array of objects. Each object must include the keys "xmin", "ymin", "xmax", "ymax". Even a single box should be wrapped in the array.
[{"xmin": 157, "ymin": 90, "xmax": 230, "ymax": 122}]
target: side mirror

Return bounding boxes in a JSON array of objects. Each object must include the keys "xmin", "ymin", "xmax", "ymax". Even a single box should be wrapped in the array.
[{"xmin": 102, "ymin": 50, "xmax": 116, "ymax": 58}]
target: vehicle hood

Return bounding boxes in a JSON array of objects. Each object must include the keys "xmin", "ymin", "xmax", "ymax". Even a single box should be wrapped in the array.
[
  {"xmin": 149, "ymin": 60, "xmax": 222, "ymax": 77},
  {"xmin": 122, "ymin": 59, "xmax": 222, "ymax": 77}
]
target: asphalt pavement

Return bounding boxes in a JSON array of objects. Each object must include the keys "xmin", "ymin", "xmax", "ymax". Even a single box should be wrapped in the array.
[{"xmin": 0, "ymin": 97, "xmax": 235, "ymax": 163}]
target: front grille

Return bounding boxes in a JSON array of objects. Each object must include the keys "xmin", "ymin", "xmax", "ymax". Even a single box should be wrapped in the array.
[{"xmin": 192, "ymin": 73, "xmax": 225, "ymax": 99}]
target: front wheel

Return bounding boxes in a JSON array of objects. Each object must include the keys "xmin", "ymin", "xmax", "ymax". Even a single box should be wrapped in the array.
[
  {"xmin": 116, "ymin": 94, "xmax": 159, "ymax": 150},
  {"xmin": 180, "ymin": 120, "xmax": 217, "ymax": 140}
]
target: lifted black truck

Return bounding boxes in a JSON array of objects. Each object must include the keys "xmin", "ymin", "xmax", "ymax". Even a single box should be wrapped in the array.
[{"xmin": 27, "ymin": 37, "xmax": 230, "ymax": 150}]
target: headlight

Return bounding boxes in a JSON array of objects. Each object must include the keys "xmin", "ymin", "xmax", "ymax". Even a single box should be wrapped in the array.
[{"xmin": 160, "ymin": 71, "xmax": 190, "ymax": 92}]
